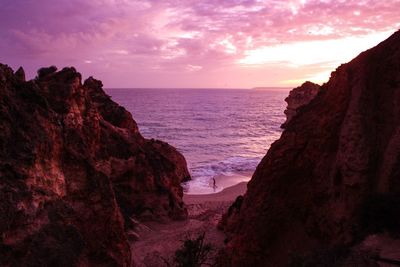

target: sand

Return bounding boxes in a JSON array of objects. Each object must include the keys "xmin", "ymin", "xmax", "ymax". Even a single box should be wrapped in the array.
[
  {"xmin": 184, "ymin": 181, "xmax": 248, "ymax": 204},
  {"xmin": 184, "ymin": 171, "xmax": 252, "ymax": 195},
  {"xmin": 131, "ymin": 174, "xmax": 250, "ymax": 267}
]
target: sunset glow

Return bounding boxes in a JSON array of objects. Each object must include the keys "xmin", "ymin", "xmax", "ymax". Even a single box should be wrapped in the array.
[{"xmin": 0, "ymin": 0, "xmax": 399, "ymax": 88}]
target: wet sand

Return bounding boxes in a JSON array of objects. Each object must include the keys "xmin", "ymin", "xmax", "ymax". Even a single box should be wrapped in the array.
[
  {"xmin": 184, "ymin": 181, "xmax": 248, "ymax": 204},
  {"xmin": 185, "ymin": 171, "xmax": 252, "ymax": 195}
]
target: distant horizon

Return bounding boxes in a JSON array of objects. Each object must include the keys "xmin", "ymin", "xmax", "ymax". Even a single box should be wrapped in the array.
[{"xmin": 105, "ymin": 86, "xmax": 293, "ymax": 90}]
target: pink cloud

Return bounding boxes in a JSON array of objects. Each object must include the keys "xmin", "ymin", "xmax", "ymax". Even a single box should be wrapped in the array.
[{"xmin": 0, "ymin": 0, "xmax": 399, "ymax": 87}]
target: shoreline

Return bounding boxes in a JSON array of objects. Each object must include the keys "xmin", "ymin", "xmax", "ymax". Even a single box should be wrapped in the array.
[
  {"xmin": 184, "ymin": 181, "xmax": 248, "ymax": 204},
  {"xmin": 184, "ymin": 171, "xmax": 252, "ymax": 195}
]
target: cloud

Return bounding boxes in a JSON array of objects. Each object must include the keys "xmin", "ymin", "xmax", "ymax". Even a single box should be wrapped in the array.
[{"xmin": 0, "ymin": 0, "xmax": 399, "ymax": 87}]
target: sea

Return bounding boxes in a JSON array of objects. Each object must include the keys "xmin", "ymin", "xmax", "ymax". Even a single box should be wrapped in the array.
[{"xmin": 106, "ymin": 88, "xmax": 289, "ymax": 194}]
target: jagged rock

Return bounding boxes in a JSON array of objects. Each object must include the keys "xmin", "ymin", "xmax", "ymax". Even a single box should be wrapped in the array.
[
  {"xmin": 281, "ymin": 81, "xmax": 320, "ymax": 128},
  {"xmin": 15, "ymin": 67, "xmax": 25, "ymax": 82},
  {"xmin": 0, "ymin": 64, "xmax": 190, "ymax": 266},
  {"xmin": 219, "ymin": 30, "xmax": 400, "ymax": 266},
  {"xmin": 36, "ymin": 65, "xmax": 58, "ymax": 78},
  {"xmin": 217, "ymin": 195, "xmax": 243, "ymax": 231}
]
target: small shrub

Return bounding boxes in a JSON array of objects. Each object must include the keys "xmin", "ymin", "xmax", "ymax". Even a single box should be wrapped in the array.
[{"xmin": 167, "ymin": 232, "xmax": 213, "ymax": 267}]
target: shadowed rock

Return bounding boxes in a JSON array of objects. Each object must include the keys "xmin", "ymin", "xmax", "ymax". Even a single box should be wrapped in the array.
[
  {"xmin": 37, "ymin": 65, "xmax": 58, "ymax": 78},
  {"xmin": 219, "ymin": 30, "xmax": 400, "ymax": 266},
  {"xmin": 0, "ymin": 64, "xmax": 190, "ymax": 266},
  {"xmin": 15, "ymin": 67, "xmax": 25, "ymax": 82},
  {"xmin": 281, "ymin": 81, "xmax": 320, "ymax": 129}
]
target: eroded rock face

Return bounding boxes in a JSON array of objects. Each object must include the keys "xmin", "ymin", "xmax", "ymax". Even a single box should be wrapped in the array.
[
  {"xmin": 0, "ymin": 65, "xmax": 190, "ymax": 266},
  {"xmin": 281, "ymin": 81, "xmax": 320, "ymax": 128},
  {"xmin": 220, "ymin": 30, "xmax": 400, "ymax": 266}
]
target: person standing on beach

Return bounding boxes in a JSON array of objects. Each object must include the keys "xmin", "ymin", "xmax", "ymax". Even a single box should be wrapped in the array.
[{"xmin": 212, "ymin": 177, "xmax": 217, "ymax": 191}]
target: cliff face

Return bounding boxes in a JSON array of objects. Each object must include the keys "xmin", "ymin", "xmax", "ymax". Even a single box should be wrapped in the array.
[
  {"xmin": 220, "ymin": 30, "xmax": 400, "ymax": 266},
  {"xmin": 0, "ymin": 65, "xmax": 190, "ymax": 266},
  {"xmin": 281, "ymin": 81, "xmax": 320, "ymax": 128}
]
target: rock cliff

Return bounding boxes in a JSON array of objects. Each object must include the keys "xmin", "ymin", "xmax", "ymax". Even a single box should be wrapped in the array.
[
  {"xmin": 0, "ymin": 65, "xmax": 190, "ymax": 266},
  {"xmin": 281, "ymin": 81, "xmax": 320, "ymax": 128},
  {"xmin": 220, "ymin": 30, "xmax": 400, "ymax": 266}
]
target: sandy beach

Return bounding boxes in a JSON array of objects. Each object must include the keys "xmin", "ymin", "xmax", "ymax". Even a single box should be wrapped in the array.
[
  {"xmin": 131, "ymin": 174, "xmax": 250, "ymax": 266},
  {"xmin": 184, "ymin": 181, "xmax": 248, "ymax": 204},
  {"xmin": 185, "ymin": 171, "xmax": 252, "ymax": 195}
]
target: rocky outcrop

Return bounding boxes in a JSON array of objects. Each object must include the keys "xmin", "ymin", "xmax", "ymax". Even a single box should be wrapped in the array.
[
  {"xmin": 220, "ymin": 30, "xmax": 400, "ymax": 266},
  {"xmin": 281, "ymin": 81, "xmax": 320, "ymax": 128},
  {"xmin": 0, "ymin": 65, "xmax": 190, "ymax": 266}
]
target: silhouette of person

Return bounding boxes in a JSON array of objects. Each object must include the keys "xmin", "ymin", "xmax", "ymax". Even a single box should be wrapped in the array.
[{"xmin": 212, "ymin": 177, "xmax": 217, "ymax": 191}]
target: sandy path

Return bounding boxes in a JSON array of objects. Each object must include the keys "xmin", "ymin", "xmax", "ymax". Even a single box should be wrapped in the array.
[{"xmin": 130, "ymin": 180, "xmax": 248, "ymax": 267}]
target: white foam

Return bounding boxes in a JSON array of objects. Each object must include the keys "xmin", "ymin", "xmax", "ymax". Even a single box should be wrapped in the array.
[{"xmin": 184, "ymin": 156, "xmax": 259, "ymax": 194}]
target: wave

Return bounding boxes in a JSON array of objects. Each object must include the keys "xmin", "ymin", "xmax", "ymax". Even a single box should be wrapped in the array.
[
  {"xmin": 184, "ymin": 156, "xmax": 261, "ymax": 194},
  {"xmin": 107, "ymin": 89, "xmax": 288, "ymax": 194}
]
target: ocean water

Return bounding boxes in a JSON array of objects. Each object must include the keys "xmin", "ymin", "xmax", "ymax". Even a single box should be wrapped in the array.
[{"xmin": 106, "ymin": 88, "xmax": 289, "ymax": 194}]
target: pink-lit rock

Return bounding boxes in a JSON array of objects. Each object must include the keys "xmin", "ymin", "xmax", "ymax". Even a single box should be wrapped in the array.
[
  {"xmin": 281, "ymin": 81, "xmax": 320, "ymax": 129},
  {"xmin": 220, "ymin": 30, "xmax": 400, "ymax": 267},
  {"xmin": 0, "ymin": 65, "xmax": 190, "ymax": 266}
]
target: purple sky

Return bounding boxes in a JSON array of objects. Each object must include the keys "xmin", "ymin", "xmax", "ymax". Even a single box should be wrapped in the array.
[{"xmin": 0, "ymin": 0, "xmax": 399, "ymax": 88}]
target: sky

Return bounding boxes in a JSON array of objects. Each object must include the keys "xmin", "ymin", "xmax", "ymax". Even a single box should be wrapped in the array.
[{"xmin": 0, "ymin": 0, "xmax": 399, "ymax": 88}]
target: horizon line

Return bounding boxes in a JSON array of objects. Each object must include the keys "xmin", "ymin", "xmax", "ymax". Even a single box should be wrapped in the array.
[{"xmin": 104, "ymin": 87, "xmax": 293, "ymax": 90}]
